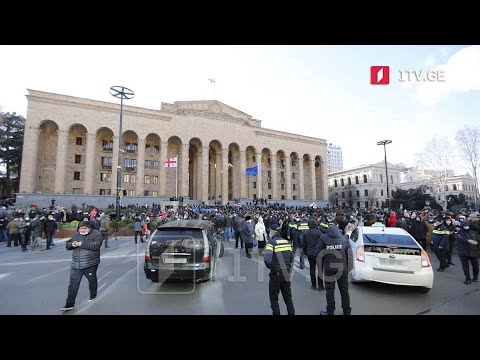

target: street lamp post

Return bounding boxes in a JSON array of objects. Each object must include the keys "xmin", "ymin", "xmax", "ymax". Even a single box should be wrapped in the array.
[
  {"xmin": 377, "ymin": 140, "xmax": 392, "ymax": 210},
  {"xmin": 110, "ymin": 86, "xmax": 134, "ymax": 220}
]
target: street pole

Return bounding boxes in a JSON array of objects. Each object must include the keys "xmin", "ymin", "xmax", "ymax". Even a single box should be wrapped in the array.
[
  {"xmin": 110, "ymin": 86, "xmax": 134, "ymax": 220},
  {"xmin": 377, "ymin": 140, "xmax": 392, "ymax": 210}
]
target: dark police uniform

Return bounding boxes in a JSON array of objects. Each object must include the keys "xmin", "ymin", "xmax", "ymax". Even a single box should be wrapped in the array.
[
  {"xmin": 316, "ymin": 225, "xmax": 353, "ymax": 315},
  {"xmin": 296, "ymin": 219, "xmax": 309, "ymax": 269},
  {"xmin": 264, "ymin": 235, "xmax": 295, "ymax": 315},
  {"xmin": 432, "ymin": 223, "xmax": 449, "ymax": 271}
]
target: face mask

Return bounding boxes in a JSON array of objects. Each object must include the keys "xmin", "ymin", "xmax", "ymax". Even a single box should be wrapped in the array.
[
  {"xmin": 463, "ymin": 226, "xmax": 470, "ymax": 230},
  {"xmin": 79, "ymin": 231, "xmax": 88, "ymax": 236},
  {"xmin": 48, "ymin": 217, "xmax": 53, "ymax": 220},
  {"xmin": 416, "ymin": 217, "xmax": 420, "ymax": 221},
  {"xmin": 446, "ymin": 220, "xmax": 451, "ymax": 225}
]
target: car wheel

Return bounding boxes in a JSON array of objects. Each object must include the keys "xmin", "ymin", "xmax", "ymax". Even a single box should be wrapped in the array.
[
  {"xmin": 218, "ymin": 242, "xmax": 224, "ymax": 258},
  {"xmin": 418, "ymin": 287, "xmax": 431, "ymax": 293}
]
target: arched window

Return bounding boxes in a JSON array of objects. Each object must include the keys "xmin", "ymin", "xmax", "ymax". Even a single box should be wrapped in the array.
[
  {"xmin": 453, "ymin": 184, "xmax": 457, "ymax": 191},
  {"xmin": 348, "ymin": 177, "xmax": 351, "ymax": 185},
  {"xmin": 334, "ymin": 179, "xmax": 338, "ymax": 188},
  {"xmin": 341, "ymin": 178, "xmax": 344, "ymax": 186},
  {"xmin": 363, "ymin": 174, "xmax": 368, "ymax": 183},
  {"xmin": 355, "ymin": 176, "xmax": 359, "ymax": 184}
]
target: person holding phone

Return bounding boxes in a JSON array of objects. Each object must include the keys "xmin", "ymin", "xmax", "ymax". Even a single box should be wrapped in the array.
[{"xmin": 60, "ymin": 221, "xmax": 103, "ymax": 312}]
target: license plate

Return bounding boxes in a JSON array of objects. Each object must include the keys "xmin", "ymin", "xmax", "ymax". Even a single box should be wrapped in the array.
[
  {"xmin": 163, "ymin": 257, "xmax": 187, "ymax": 264},
  {"xmin": 380, "ymin": 258, "xmax": 405, "ymax": 266}
]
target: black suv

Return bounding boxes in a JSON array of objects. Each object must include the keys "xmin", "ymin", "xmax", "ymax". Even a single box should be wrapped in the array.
[{"xmin": 144, "ymin": 220, "xmax": 224, "ymax": 282}]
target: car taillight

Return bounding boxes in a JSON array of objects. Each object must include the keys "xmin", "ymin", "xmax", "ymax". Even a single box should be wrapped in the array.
[
  {"xmin": 356, "ymin": 246, "xmax": 365, "ymax": 262},
  {"xmin": 421, "ymin": 249, "xmax": 431, "ymax": 267},
  {"xmin": 202, "ymin": 231, "xmax": 210, "ymax": 261},
  {"xmin": 145, "ymin": 243, "xmax": 151, "ymax": 262}
]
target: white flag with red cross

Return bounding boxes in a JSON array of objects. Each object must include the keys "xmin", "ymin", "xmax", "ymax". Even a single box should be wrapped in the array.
[{"xmin": 163, "ymin": 156, "xmax": 178, "ymax": 168}]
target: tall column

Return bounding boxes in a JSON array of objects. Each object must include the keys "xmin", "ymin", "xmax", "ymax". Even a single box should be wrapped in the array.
[
  {"xmin": 256, "ymin": 152, "xmax": 262, "ymax": 199},
  {"xmin": 285, "ymin": 154, "xmax": 292, "ymax": 200},
  {"xmin": 231, "ymin": 152, "xmax": 239, "ymax": 200},
  {"xmin": 83, "ymin": 133, "xmax": 96, "ymax": 195},
  {"xmin": 216, "ymin": 153, "xmax": 222, "ymax": 199},
  {"xmin": 201, "ymin": 146, "xmax": 209, "ymax": 203},
  {"xmin": 180, "ymin": 143, "xmax": 189, "ymax": 197},
  {"xmin": 136, "ymin": 138, "xmax": 146, "ymax": 197},
  {"xmin": 111, "ymin": 135, "xmax": 119, "ymax": 195},
  {"xmin": 196, "ymin": 149, "xmax": 202, "ymax": 200},
  {"xmin": 159, "ymin": 140, "xmax": 168, "ymax": 196},
  {"xmin": 310, "ymin": 159, "xmax": 317, "ymax": 200},
  {"xmin": 222, "ymin": 148, "xmax": 229, "ymax": 203},
  {"xmin": 19, "ymin": 126, "xmax": 40, "ymax": 192},
  {"xmin": 322, "ymin": 160, "xmax": 328, "ymax": 201},
  {"xmin": 271, "ymin": 154, "xmax": 277, "ymax": 200},
  {"xmin": 298, "ymin": 157, "xmax": 304, "ymax": 200},
  {"xmin": 54, "ymin": 128, "xmax": 69, "ymax": 194},
  {"xmin": 240, "ymin": 150, "xmax": 247, "ymax": 199}
]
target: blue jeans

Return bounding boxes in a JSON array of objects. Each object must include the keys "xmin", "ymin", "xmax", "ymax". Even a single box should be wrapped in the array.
[
  {"xmin": 0, "ymin": 229, "xmax": 7, "ymax": 242},
  {"xmin": 223, "ymin": 227, "xmax": 232, "ymax": 241},
  {"xmin": 47, "ymin": 233, "xmax": 55, "ymax": 246},
  {"xmin": 292, "ymin": 237, "xmax": 305, "ymax": 268}
]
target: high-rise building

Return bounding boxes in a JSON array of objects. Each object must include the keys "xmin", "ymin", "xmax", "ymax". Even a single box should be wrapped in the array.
[{"xmin": 327, "ymin": 143, "xmax": 343, "ymax": 174}]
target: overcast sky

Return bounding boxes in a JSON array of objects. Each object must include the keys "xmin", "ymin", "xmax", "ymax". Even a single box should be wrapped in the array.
[{"xmin": 1, "ymin": 45, "xmax": 479, "ymax": 174}]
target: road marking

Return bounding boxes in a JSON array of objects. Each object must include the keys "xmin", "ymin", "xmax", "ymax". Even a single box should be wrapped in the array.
[
  {"xmin": 76, "ymin": 266, "xmax": 136, "ymax": 314},
  {"xmin": 24, "ymin": 266, "xmax": 71, "ymax": 284},
  {"xmin": 0, "ymin": 273, "xmax": 10, "ymax": 280},
  {"xmin": 0, "ymin": 253, "xmax": 144, "ymax": 266},
  {"xmin": 98, "ymin": 271, "xmax": 112, "ymax": 282},
  {"xmin": 97, "ymin": 283, "xmax": 107, "ymax": 291}
]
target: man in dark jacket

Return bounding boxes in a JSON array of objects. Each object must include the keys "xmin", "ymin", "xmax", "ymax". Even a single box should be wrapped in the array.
[
  {"xmin": 316, "ymin": 225, "xmax": 353, "ymax": 315},
  {"xmin": 411, "ymin": 215, "xmax": 429, "ymax": 249},
  {"xmin": 454, "ymin": 221, "xmax": 479, "ymax": 284},
  {"xmin": 444, "ymin": 216, "xmax": 456, "ymax": 266},
  {"xmin": 60, "ymin": 221, "xmax": 103, "ymax": 311},
  {"xmin": 432, "ymin": 218, "xmax": 449, "ymax": 271},
  {"xmin": 241, "ymin": 215, "xmax": 255, "ymax": 258},
  {"xmin": 303, "ymin": 219, "xmax": 323, "ymax": 290},
  {"xmin": 233, "ymin": 213, "xmax": 245, "ymax": 249},
  {"xmin": 264, "ymin": 228, "xmax": 294, "ymax": 315}
]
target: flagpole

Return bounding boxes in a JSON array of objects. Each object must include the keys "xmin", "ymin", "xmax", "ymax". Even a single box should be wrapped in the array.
[{"xmin": 175, "ymin": 155, "xmax": 178, "ymax": 200}]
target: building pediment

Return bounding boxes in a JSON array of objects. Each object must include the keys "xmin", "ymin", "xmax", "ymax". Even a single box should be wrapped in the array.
[{"xmin": 160, "ymin": 100, "xmax": 262, "ymax": 127}]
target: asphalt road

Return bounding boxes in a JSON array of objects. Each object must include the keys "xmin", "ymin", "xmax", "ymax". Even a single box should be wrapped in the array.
[{"xmin": 0, "ymin": 236, "xmax": 478, "ymax": 315}]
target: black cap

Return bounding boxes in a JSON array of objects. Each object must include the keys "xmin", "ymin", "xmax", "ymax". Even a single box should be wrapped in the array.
[{"xmin": 79, "ymin": 220, "xmax": 91, "ymax": 228}]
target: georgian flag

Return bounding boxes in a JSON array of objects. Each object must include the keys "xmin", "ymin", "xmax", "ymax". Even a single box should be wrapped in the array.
[{"xmin": 163, "ymin": 156, "xmax": 178, "ymax": 168}]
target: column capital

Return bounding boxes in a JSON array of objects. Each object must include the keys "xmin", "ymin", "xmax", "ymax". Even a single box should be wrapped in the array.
[
  {"xmin": 137, "ymin": 138, "xmax": 145, "ymax": 143},
  {"xmin": 271, "ymin": 153, "xmax": 277, "ymax": 158}
]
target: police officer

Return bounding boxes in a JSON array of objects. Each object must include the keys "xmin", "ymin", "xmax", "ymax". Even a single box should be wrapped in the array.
[
  {"xmin": 303, "ymin": 219, "xmax": 323, "ymax": 290},
  {"xmin": 264, "ymin": 227, "xmax": 295, "ymax": 315},
  {"xmin": 316, "ymin": 223, "xmax": 353, "ymax": 315},
  {"xmin": 295, "ymin": 215, "xmax": 309, "ymax": 269},
  {"xmin": 432, "ymin": 217, "xmax": 449, "ymax": 271},
  {"xmin": 443, "ymin": 215, "xmax": 456, "ymax": 266}
]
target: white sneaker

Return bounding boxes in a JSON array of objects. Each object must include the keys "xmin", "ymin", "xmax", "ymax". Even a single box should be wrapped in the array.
[
  {"xmin": 88, "ymin": 296, "xmax": 96, "ymax": 302},
  {"xmin": 60, "ymin": 306, "xmax": 74, "ymax": 311}
]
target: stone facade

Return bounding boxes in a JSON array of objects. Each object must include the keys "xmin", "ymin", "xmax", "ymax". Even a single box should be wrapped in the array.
[{"xmin": 19, "ymin": 90, "xmax": 329, "ymax": 204}]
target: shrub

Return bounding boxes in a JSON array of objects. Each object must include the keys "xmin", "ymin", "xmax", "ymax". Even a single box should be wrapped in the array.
[
  {"xmin": 58, "ymin": 220, "xmax": 79, "ymax": 229},
  {"xmin": 118, "ymin": 219, "xmax": 134, "ymax": 229}
]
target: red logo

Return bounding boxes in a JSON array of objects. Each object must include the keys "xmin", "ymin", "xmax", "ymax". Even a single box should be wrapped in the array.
[{"xmin": 371, "ymin": 66, "xmax": 390, "ymax": 85}]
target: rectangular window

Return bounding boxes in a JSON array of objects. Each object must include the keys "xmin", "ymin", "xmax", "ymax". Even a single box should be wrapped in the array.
[
  {"xmin": 153, "ymin": 176, "xmax": 158, "ymax": 184},
  {"xmin": 144, "ymin": 175, "xmax": 150, "ymax": 184},
  {"xmin": 365, "ymin": 189, "xmax": 368, "ymax": 196},
  {"xmin": 356, "ymin": 190, "xmax": 360, "ymax": 196},
  {"xmin": 75, "ymin": 155, "xmax": 81, "ymax": 164},
  {"xmin": 268, "ymin": 195, "xmax": 272, "ymax": 199},
  {"xmin": 154, "ymin": 145, "xmax": 160, "ymax": 153},
  {"xmin": 381, "ymin": 190, "xmax": 384, "ymax": 196},
  {"xmin": 130, "ymin": 174, "xmax": 136, "ymax": 183},
  {"xmin": 253, "ymin": 182, "xmax": 256, "ymax": 189},
  {"xmin": 76, "ymin": 137, "xmax": 82, "ymax": 145},
  {"xmin": 252, "ymin": 155, "xmax": 256, "ymax": 163},
  {"xmin": 152, "ymin": 191, "xmax": 158, "ymax": 197},
  {"xmin": 357, "ymin": 201, "xmax": 361, "ymax": 208},
  {"xmin": 99, "ymin": 189, "xmax": 111, "ymax": 195},
  {"xmin": 253, "ymin": 194, "xmax": 257, "ymax": 200},
  {"xmin": 124, "ymin": 174, "xmax": 130, "ymax": 183},
  {"xmin": 153, "ymin": 161, "xmax": 159, "ymax": 170},
  {"xmin": 145, "ymin": 144, "xmax": 151, "ymax": 153},
  {"xmin": 292, "ymin": 173, "xmax": 296, "ymax": 179},
  {"xmin": 281, "ymin": 195, "xmax": 285, "ymax": 200},
  {"xmin": 101, "ymin": 157, "xmax": 112, "ymax": 168},
  {"xmin": 128, "ymin": 190, "xmax": 136, "ymax": 196},
  {"xmin": 291, "ymin": 160, "xmax": 295, "ymax": 167},
  {"xmin": 293, "ymin": 196, "xmax": 297, "ymax": 200},
  {"xmin": 365, "ymin": 201, "xmax": 369, "ymax": 208},
  {"xmin": 100, "ymin": 173, "xmax": 111, "ymax": 182},
  {"xmin": 145, "ymin": 160, "xmax": 151, "ymax": 169},
  {"xmin": 380, "ymin": 174, "xmax": 383, "ymax": 183},
  {"xmin": 125, "ymin": 142, "xmax": 138, "ymax": 153},
  {"xmin": 268, "ymin": 183, "xmax": 271, "ymax": 190},
  {"xmin": 281, "ymin": 160, "xmax": 285, "ymax": 168},
  {"xmin": 293, "ymin": 184, "xmax": 296, "ymax": 191},
  {"xmin": 72, "ymin": 188, "xmax": 81, "ymax": 195},
  {"xmin": 102, "ymin": 140, "xmax": 113, "ymax": 151},
  {"xmin": 281, "ymin": 183, "xmax": 285, "ymax": 190},
  {"xmin": 144, "ymin": 190, "xmax": 149, "ymax": 196},
  {"xmin": 268, "ymin": 170, "xmax": 271, "ymax": 178},
  {"xmin": 124, "ymin": 158, "xmax": 137, "ymax": 169},
  {"xmin": 281, "ymin": 172, "xmax": 285, "ymax": 179},
  {"xmin": 73, "ymin": 171, "xmax": 80, "ymax": 180}
]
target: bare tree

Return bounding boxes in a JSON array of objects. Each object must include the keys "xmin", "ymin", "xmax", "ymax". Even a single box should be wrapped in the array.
[
  {"xmin": 367, "ymin": 188, "xmax": 377, "ymax": 209},
  {"xmin": 417, "ymin": 136, "xmax": 453, "ymax": 210},
  {"xmin": 456, "ymin": 126, "xmax": 479, "ymax": 210},
  {"xmin": 328, "ymin": 191, "xmax": 339, "ymax": 207}
]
